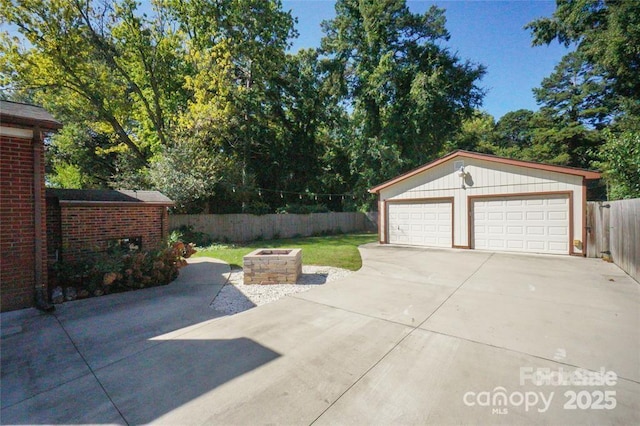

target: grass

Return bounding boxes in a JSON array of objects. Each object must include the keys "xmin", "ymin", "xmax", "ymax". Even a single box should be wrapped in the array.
[{"xmin": 194, "ymin": 233, "xmax": 378, "ymax": 270}]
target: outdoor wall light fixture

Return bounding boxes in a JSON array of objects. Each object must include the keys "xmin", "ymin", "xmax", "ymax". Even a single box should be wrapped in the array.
[{"xmin": 458, "ymin": 166, "xmax": 467, "ymax": 189}]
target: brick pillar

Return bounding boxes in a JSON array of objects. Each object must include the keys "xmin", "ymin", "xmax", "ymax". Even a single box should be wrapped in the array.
[{"xmin": 0, "ymin": 132, "xmax": 44, "ymax": 311}]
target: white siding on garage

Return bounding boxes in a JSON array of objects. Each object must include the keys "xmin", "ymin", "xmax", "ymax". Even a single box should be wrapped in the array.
[
  {"xmin": 472, "ymin": 194, "xmax": 570, "ymax": 254},
  {"xmin": 378, "ymin": 157, "xmax": 584, "ymax": 253},
  {"xmin": 387, "ymin": 201, "xmax": 452, "ymax": 247}
]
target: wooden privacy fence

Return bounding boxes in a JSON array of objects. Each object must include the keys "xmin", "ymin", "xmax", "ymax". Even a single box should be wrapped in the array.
[
  {"xmin": 587, "ymin": 198, "xmax": 639, "ymax": 282},
  {"xmin": 169, "ymin": 212, "xmax": 378, "ymax": 243}
]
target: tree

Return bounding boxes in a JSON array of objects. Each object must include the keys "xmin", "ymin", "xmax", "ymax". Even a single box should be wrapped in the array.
[
  {"xmin": 256, "ymin": 49, "xmax": 346, "ymax": 209},
  {"xmin": 534, "ymin": 52, "xmax": 614, "ymax": 129},
  {"xmin": 321, "ymin": 0, "xmax": 485, "ymax": 207},
  {"xmin": 46, "ymin": 124, "xmax": 118, "ymax": 188},
  {"xmin": 526, "ymin": 0, "xmax": 640, "ymax": 112},
  {"xmin": 2, "ymin": 0, "xmax": 310, "ymax": 211},
  {"xmin": 165, "ymin": 0, "xmax": 297, "ymax": 211},
  {"xmin": 148, "ymin": 139, "xmax": 228, "ymax": 212},
  {"xmin": 529, "ymin": 52, "xmax": 607, "ymax": 168},
  {"xmin": 596, "ymin": 131, "xmax": 640, "ymax": 199},
  {"xmin": 494, "ymin": 109, "xmax": 537, "ymax": 148},
  {"xmin": 1, "ymin": 0, "xmax": 186, "ymax": 167},
  {"xmin": 442, "ymin": 110, "xmax": 496, "ymax": 154}
]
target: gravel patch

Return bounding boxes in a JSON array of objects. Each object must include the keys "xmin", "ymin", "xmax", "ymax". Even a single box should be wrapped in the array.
[{"xmin": 211, "ymin": 265, "xmax": 352, "ymax": 315}]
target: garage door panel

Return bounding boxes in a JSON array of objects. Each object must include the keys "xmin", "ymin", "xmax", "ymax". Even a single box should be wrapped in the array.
[
  {"xmin": 526, "ymin": 199, "xmax": 544, "ymax": 205},
  {"xmin": 549, "ymin": 241, "xmax": 567, "ymax": 251},
  {"xmin": 388, "ymin": 201, "xmax": 452, "ymax": 248},
  {"xmin": 473, "ymin": 194, "xmax": 569, "ymax": 254},
  {"xmin": 507, "ymin": 226, "xmax": 523, "ymax": 234},
  {"xmin": 525, "ymin": 211, "xmax": 544, "ymax": 220},
  {"xmin": 548, "ymin": 226, "xmax": 567, "ymax": 236},
  {"xmin": 506, "ymin": 212, "xmax": 523, "ymax": 220},
  {"xmin": 548, "ymin": 211, "xmax": 567, "ymax": 220},
  {"xmin": 488, "ymin": 225, "xmax": 503, "ymax": 234},
  {"xmin": 526, "ymin": 226, "xmax": 545, "ymax": 235},
  {"xmin": 507, "ymin": 240, "xmax": 524, "ymax": 249},
  {"xmin": 527, "ymin": 241, "xmax": 545, "ymax": 250}
]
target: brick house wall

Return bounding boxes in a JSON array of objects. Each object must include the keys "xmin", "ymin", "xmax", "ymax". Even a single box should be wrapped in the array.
[
  {"xmin": 0, "ymin": 129, "xmax": 48, "ymax": 311},
  {"xmin": 46, "ymin": 196, "xmax": 62, "ymax": 265},
  {"xmin": 51, "ymin": 203, "xmax": 170, "ymax": 263}
]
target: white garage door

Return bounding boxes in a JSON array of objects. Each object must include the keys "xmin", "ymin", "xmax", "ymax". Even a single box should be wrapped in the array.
[
  {"xmin": 388, "ymin": 201, "xmax": 452, "ymax": 247},
  {"xmin": 472, "ymin": 194, "xmax": 570, "ymax": 254}
]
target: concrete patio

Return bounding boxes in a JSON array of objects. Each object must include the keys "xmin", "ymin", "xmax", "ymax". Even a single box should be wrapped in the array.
[{"xmin": 1, "ymin": 245, "xmax": 638, "ymax": 424}]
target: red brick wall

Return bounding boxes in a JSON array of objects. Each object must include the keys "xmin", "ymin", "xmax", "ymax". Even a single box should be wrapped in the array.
[
  {"xmin": 57, "ymin": 204, "xmax": 169, "ymax": 263},
  {"xmin": 0, "ymin": 132, "xmax": 47, "ymax": 312}
]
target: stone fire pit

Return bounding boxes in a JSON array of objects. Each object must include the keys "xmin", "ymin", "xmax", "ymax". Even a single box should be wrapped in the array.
[{"xmin": 243, "ymin": 248, "xmax": 302, "ymax": 284}]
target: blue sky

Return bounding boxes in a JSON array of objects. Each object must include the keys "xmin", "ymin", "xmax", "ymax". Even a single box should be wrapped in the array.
[{"xmin": 283, "ymin": 0, "xmax": 571, "ymax": 120}]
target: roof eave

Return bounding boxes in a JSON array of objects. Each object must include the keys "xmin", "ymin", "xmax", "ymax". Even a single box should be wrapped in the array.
[
  {"xmin": 368, "ymin": 150, "xmax": 602, "ymax": 194},
  {"xmin": 2, "ymin": 114, "xmax": 63, "ymax": 131},
  {"xmin": 57, "ymin": 200, "xmax": 174, "ymax": 207}
]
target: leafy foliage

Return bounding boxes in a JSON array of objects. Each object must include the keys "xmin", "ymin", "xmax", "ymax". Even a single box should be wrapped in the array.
[
  {"xmin": 320, "ymin": 0, "xmax": 486, "ymax": 208},
  {"xmin": 53, "ymin": 241, "xmax": 195, "ymax": 297},
  {"xmin": 527, "ymin": 0, "xmax": 640, "ymax": 104},
  {"xmin": 525, "ymin": 0, "xmax": 640, "ymax": 195},
  {"xmin": 9, "ymin": 0, "xmax": 636, "ymax": 211},
  {"xmin": 275, "ymin": 204, "xmax": 330, "ymax": 214},
  {"xmin": 596, "ymin": 131, "xmax": 640, "ymax": 200},
  {"xmin": 170, "ymin": 226, "xmax": 213, "ymax": 247},
  {"xmin": 0, "ymin": 0, "xmax": 184, "ymax": 167},
  {"xmin": 148, "ymin": 139, "xmax": 227, "ymax": 212}
]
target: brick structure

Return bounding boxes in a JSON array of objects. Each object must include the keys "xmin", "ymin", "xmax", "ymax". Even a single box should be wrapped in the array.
[
  {"xmin": 46, "ymin": 189, "xmax": 173, "ymax": 265},
  {"xmin": 1, "ymin": 101, "xmax": 62, "ymax": 312}
]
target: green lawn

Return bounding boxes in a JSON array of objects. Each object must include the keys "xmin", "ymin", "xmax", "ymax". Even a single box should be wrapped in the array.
[{"xmin": 194, "ymin": 233, "xmax": 377, "ymax": 270}]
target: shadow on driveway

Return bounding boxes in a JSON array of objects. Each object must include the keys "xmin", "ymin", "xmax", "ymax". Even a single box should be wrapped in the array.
[
  {"xmin": 96, "ymin": 337, "xmax": 280, "ymax": 425},
  {"xmin": 1, "ymin": 257, "xmax": 268, "ymax": 423}
]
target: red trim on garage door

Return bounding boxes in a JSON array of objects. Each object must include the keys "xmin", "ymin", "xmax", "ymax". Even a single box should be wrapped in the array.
[
  {"xmin": 468, "ymin": 191, "xmax": 573, "ymax": 255},
  {"xmin": 385, "ymin": 197, "xmax": 454, "ymax": 247}
]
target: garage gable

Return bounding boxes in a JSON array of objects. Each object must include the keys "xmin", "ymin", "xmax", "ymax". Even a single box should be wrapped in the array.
[{"xmin": 370, "ymin": 151, "xmax": 601, "ymax": 255}]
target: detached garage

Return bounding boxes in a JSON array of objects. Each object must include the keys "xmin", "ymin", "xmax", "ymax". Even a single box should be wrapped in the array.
[{"xmin": 369, "ymin": 151, "xmax": 602, "ymax": 256}]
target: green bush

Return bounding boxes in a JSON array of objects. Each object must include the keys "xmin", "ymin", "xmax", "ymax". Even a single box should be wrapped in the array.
[
  {"xmin": 597, "ymin": 131, "xmax": 640, "ymax": 199},
  {"xmin": 172, "ymin": 225, "xmax": 212, "ymax": 247},
  {"xmin": 244, "ymin": 201, "xmax": 272, "ymax": 215},
  {"xmin": 275, "ymin": 203, "xmax": 329, "ymax": 214},
  {"xmin": 53, "ymin": 242, "xmax": 194, "ymax": 298}
]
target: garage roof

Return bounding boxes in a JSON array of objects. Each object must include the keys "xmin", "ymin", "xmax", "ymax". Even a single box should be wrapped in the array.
[{"xmin": 369, "ymin": 150, "xmax": 602, "ymax": 194}]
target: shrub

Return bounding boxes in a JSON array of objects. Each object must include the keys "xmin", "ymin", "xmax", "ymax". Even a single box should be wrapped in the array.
[
  {"xmin": 172, "ymin": 225, "xmax": 212, "ymax": 247},
  {"xmin": 597, "ymin": 130, "xmax": 640, "ymax": 199},
  {"xmin": 275, "ymin": 203, "xmax": 329, "ymax": 214},
  {"xmin": 244, "ymin": 201, "xmax": 272, "ymax": 215},
  {"xmin": 53, "ymin": 241, "xmax": 195, "ymax": 299}
]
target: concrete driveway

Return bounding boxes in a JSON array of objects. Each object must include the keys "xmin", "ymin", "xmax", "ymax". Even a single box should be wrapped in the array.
[{"xmin": 1, "ymin": 245, "xmax": 638, "ymax": 424}]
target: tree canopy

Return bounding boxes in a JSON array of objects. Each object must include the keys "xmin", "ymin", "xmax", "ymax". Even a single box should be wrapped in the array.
[
  {"xmin": 526, "ymin": 0, "xmax": 639, "ymax": 196},
  {"xmin": 2, "ymin": 0, "xmax": 637, "ymax": 209},
  {"xmin": 320, "ymin": 0, "xmax": 485, "ymax": 205}
]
